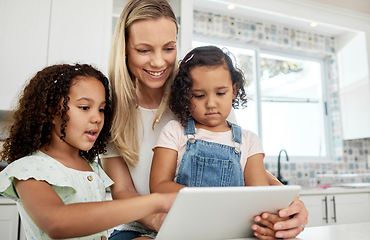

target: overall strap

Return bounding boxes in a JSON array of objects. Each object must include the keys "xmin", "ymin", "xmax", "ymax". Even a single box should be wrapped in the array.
[
  {"xmin": 228, "ymin": 121, "xmax": 242, "ymax": 153},
  {"xmin": 184, "ymin": 118, "xmax": 196, "ymax": 143}
]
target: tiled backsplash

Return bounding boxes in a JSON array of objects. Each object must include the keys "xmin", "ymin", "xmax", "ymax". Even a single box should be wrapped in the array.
[
  {"xmin": 0, "ymin": 111, "xmax": 11, "ymax": 141},
  {"xmin": 193, "ymin": 9, "xmax": 370, "ymax": 188},
  {"xmin": 265, "ymin": 138, "xmax": 370, "ymax": 188},
  {"xmin": 0, "ymin": 119, "xmax": 10, "ymax": 141},
  {"xmin": 0, "ymin": 117, "xmax": 11, "ymax": 171}
]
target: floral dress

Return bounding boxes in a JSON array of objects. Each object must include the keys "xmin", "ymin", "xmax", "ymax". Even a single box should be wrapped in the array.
[{"xmin": 0, "ymin": 150, "xmax": 114, "ymax": 240}]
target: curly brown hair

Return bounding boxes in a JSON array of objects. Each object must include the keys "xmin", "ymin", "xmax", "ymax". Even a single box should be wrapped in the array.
[
  {"xmin": 0, "ymin": 64, "xmax": 112, "ymax": 163},
  {"xmin": 169, "ymin": 46, "xmax": 248, "ymax": 126}
]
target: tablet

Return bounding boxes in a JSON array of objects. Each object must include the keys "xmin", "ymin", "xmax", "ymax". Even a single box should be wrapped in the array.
[{"xmin": 156, "ymin": 185, "xmax": 301, "ymax": 240}]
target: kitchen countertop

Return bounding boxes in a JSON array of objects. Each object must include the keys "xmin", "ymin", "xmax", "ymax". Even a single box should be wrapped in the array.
[
  {"xmin": 294, "ymin": 221, "xmax": 370, "ymax": 240},
  {"xmin": 228, "ymin": 222, "xmax": 370, "ymax": 240},
  {"xmin": 300, "ymin": 185, "xmax": 370, "ymax": 195}
]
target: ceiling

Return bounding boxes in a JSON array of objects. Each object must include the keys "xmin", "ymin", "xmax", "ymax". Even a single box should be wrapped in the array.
[{"xmin": 193, "ymin": 0, "xmax": 369, "ymax": 36}]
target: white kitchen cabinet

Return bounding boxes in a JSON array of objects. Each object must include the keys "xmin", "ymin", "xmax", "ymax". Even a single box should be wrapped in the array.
[
  {"xmin": 337, "ymin": 32, "xmax": 370, "ymax": 140},
  {"xmin": 300, "ymin": 192, "xmax": 370, "ymax": 227},
  {"xmin": 0, "ymin": 0, "xmax": 51, "ymax": 110},
  {"xmin": 0, "ymin": 203, "xmax": 19, "ymax": 240},
  {"xmin": 0, "ymin": 0, "xmax": 112, "ymax": 111},
  {"xmin": 48, "ymin": 0, "xmax": 112, "ymax": 72}
]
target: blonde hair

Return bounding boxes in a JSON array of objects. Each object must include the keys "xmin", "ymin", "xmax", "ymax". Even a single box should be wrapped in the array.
[{"xmin": 109, "ymin": 0, "xmax": 178, "ymax": 167}]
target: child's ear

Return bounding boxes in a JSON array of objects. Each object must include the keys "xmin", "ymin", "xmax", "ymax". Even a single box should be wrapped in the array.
[
  {"xmin": 232, "ymin": 83, "xmax": 238, "ymax": 99},
  {"xmin": 51, "ymin": 108, "xmax": 61, "ymax": 125},
  {"xmin": 51, "ymin": 114, "xmax": 58, "ymax": 125}
]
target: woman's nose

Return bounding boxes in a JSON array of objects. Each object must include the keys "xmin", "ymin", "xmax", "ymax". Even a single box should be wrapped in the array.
[{"xmin": 150, "ymin": 52, "xmax": 165, "ymax": 68}]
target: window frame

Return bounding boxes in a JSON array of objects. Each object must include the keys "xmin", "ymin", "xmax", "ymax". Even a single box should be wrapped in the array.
[
  {"xmin": 258, "ymin": 49, "xmax": 333, "ymax": 163},
  {"xmin": 193, "ymin": 35, "xmax": 333, "ymax": 162}
]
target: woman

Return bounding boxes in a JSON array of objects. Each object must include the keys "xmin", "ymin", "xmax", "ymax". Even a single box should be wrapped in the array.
[{"xmin": 102, "ymin": 0, "xmax": 308, "ymax": 239}]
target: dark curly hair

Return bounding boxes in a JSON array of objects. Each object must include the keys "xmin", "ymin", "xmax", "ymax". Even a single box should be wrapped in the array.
[
  {"xmin": 170, "ymin": 46, "xmax": 248, "ymax": 126},
  {"xmin": 0, "ymin": 64, "xmax": 112, "ymax": 163}
]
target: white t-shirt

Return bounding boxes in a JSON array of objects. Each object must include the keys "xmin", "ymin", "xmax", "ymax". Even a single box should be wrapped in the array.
[
  {"xmin": 155, "ymin": 120, "xmax": 265, "ymax": 179},
  {"xmin": 103, "ymin": 107, "xmax": 176, "ymax": 195}
]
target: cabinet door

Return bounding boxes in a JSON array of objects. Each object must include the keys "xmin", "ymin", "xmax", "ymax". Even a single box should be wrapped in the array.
[
  {"xmin": 300, "ymin": 195, "xmax": 327, "ymax": 227},
  {"xmin": 48, "ymin": 0, "xmax": 113, "ymax": 74},
  {"xmin": 301, "ymin": 193, "xmax": 370, "ymax": 227},
  {"xmin": 0, "ymin": 0, "xmax": 50, "ymax": 110},
  {"xmin": 337, "ymin": 32, "xmax": 370, "ymax": 140},
  {"xmin": 0, "ymin": 204, "xmax": 19, "ymax": 240},
  {"xmin": 333, "ymin": 193, "xmax": 370, "ymax": 224}
]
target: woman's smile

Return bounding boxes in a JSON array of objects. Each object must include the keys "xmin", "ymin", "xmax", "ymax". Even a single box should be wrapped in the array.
[{"xmin": 145, "ymin": 69, "xmax": 167, "ymax": 78}]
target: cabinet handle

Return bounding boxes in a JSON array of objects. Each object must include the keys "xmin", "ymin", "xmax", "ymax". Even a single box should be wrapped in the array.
[
  {"xmin": 331, "ymin": 196, "xmax": 337, "ymax": 223},
  {"xmin": 18, "ymin": 214, "xmax": 21, "ymax": 239},
  {"xmin": 323, "ymin": 196, "xmax": 328, "ymax": 223}
]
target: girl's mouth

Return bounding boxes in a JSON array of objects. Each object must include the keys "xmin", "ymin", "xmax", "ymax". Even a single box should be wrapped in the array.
[{"xmin": 85, "ymin": 130, "xmax": 99, "ymax": 141}]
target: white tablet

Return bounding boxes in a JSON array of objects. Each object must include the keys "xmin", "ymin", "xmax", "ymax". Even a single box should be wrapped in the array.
[{"xmin": 156, "ymin": 185, "xmax": 301, "ymax": 240}]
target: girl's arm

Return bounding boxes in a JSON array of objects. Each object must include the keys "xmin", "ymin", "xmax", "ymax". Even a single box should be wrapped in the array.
[
  {"xmin": 266, "ymin": 170, "xmax": 283, "ymax": 185},
  {"xmin": 150, "ymin": 147, "xmax": 186, "ymax": 193},
  {"xmin": 244, "ymin": 153, "xmax": 269, "ymax": 186},
  {"xmin": 101, "ymin": 156, "xmax": 168, "ymax": 231},
  {"xmin": 15, "ymin": 178, "xmax": 175, "ymax": 239},
  {"xmin": 101, "ymin": 156, "xmax": 139, "ymax": 199}
]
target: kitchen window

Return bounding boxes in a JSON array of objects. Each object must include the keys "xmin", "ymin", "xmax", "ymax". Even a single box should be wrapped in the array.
[{"xmin": 193, "ymin": 40, "xmax": 331, "ymax": 161}]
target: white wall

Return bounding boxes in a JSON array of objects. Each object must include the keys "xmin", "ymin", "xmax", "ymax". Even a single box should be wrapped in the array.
[{"xmin": 308, "ymin": 0, "xmax": 370, "ymax": 15}]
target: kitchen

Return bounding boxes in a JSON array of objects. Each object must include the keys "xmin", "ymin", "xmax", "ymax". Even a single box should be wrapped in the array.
[{"xmin": 1, "ymin": 0, "xmax": 370, "ymax": 239}]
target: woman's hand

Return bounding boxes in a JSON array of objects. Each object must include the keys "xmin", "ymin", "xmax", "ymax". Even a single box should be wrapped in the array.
[
  {"xmin": 252, "ymin": 212, "xmax": 289, "ymax": 239},
  {"xmin": 274, "ymin": 196, "xmax": 308, "ymax": 238},
  {"xmin": 252, "ymin": 196, "xmax": 308, "ymax": 239}
]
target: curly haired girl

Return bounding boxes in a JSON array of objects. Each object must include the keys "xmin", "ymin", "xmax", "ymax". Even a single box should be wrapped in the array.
[
  {"xmin": 0, "ymin": 64, "xmax": 175, "ymax": 240},
  {"xmin": 150, "ymin": 45, "xmax": 269, "ymax": 197},
  {"xmin": 1, "ymin": 64, "xmax": 112, "ymax": 163}
]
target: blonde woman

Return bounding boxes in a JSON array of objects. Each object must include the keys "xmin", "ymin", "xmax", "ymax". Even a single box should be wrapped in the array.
[{"xmin": 102, "ymin": 0, "xmax": 308, "ymax": 239}]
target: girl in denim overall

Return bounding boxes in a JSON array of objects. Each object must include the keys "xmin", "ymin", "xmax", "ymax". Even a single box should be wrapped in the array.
[{"xmin": 150, "ymin": 45, "xmax": 269, "ymax": 193}]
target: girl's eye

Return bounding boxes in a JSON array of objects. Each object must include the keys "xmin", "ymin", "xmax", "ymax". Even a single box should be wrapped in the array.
[
  {"xmin": 99, "ymin": 108, "xmax": 105, "ymax": 113},
  {"xmin": 79, "ymin": 106, "xmax": 89, "ymax": 110},
  {"xmin": 217, "ymin": 92, "xmax": 226, "ymax": 96},
  {"xmin": 193, "ymin": 94, "xmax": 205, "ymax": 99}
]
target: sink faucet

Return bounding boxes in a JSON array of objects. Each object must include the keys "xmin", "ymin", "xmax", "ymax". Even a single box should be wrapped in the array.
[{"xmin": 278, "ymin": 149, "xmax": 289, "ymax": 185}]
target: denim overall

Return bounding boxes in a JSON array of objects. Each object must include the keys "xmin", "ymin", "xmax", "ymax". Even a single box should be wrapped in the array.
[{"xmin": 176, "ymin": 118, "xmax": 245, "ymax": 187}]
